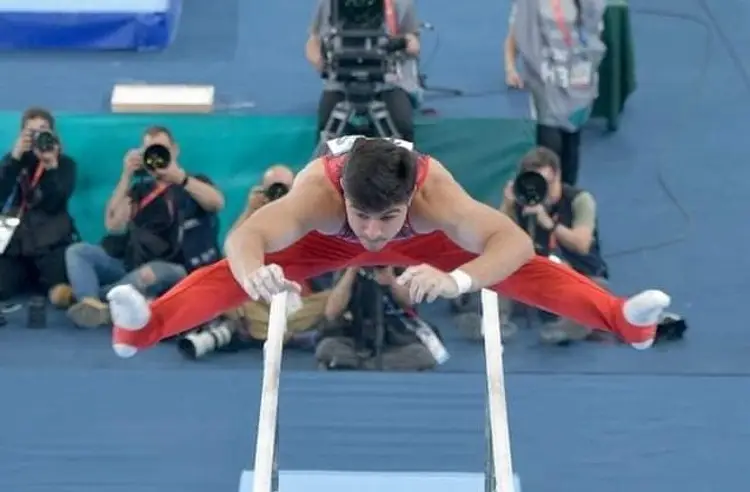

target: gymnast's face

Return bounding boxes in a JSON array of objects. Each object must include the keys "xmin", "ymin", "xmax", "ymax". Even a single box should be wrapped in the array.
[{"xmin": 344, "ymin": 201, "xmax": 410, "ymax": 251}]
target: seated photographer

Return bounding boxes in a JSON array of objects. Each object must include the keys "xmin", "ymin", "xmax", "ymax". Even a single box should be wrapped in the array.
[
  {"xmin": 175, "ymin": 169, "xmax": 329, "ymax": 359},
  {"xmin": 316, "ymin": 266, "xmax": 443, "ymax": 371},
  {"xmin": 306, "ymin": 0, "xmax": 420, "ymax": 142},
  {"xmin": 220, "ymin": 166, "xmax": 331, "ymax": 348},
  {"xmin": 230, "ymin": 165, "xmax": 295, "ymax": 230},
  {"xmin": 0, "ymin": 107, "xmax": 77, "ymax": 306},
  {"xmin": 500, "ymin": 146, "xmax": 608, "ymax": 344},
  {"xmin": 64, "ymin": 126, "xmax": 224, "ymax": 328}
]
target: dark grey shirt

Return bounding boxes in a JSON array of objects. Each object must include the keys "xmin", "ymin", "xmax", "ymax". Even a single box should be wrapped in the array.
[{"xmin": 309, "ymin": 0, "xmax": 421, "ymax": 95}]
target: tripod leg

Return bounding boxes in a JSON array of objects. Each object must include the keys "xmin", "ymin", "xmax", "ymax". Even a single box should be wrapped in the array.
[
  {"xmin": 368, "ymin": 101, "xmax": 401, "ymax": 138},
  {"xmin": 322, "ymin": 101, "xmax": 354, "ymax": 141}
]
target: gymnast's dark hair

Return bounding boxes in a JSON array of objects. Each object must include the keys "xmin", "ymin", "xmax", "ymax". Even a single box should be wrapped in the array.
[{"xmin": 342, "ymin": 138, "xmax": 418, "ymax": 213}]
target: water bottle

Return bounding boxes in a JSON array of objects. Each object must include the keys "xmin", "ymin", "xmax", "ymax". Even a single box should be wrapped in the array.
[{"xmin": 27, "ymin": 296, "xmax": 47, "ymax": 329}]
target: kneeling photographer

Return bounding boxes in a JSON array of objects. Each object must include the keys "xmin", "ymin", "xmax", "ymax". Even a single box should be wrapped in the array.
[
  {"xmin": 501, "ymin": 147, "xmax": 687, "ymax": 346},
  {"xmin": 501, "ymin": 147, "xmax": 609, "ymax": 344},
  {"xmin": 306, "ymin": 0, "xmax": 420, "ymax": 142},
  {"xmin": 64, "ymin": 126, "xmax": 224, "ymax": 328},
  {"xmin": 316, "ymin": 266, "xmax": 445, "ymax": 371},
  {"xmin": 177, "ymin": 167, "xmax": 332, "ymax": 359}
]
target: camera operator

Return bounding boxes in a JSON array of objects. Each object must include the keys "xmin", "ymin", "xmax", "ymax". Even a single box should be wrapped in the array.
[
  {"xmin": 500, "ymin": 146, "xmax": 608, "ymax": 344},
  {"xmin": 64, "ymin": 125, "xmax": 224, "ymax": 328},
  {"xmin": 315, "ymin": 266, "xmax": 442, "ymax": 371},
  {"xmin": 306, "ymin": 0, "xmax": 420, "ymax": 141},
  {"xmin": 0, "ymin": 107, "xmax": 77, "ymax": 306}
]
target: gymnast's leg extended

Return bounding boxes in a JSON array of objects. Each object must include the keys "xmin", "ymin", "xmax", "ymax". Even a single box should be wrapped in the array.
[
  {"xmin": 391, "ymin": 232, "xmax": 669, "ymax": 347},
  {"xmin": 109, "ymin": 233, "xmax": 365, "ymax": 357}
]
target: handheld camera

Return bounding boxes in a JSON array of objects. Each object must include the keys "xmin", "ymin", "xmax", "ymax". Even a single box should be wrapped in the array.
[
  {"xmin": 512, "ymin": 170, "xmax": 548, "ymax": 207},
  {"xmin": 512, "ymin": 170, "xmax": 549, "ymax": 252},
  {"xmin": 31, "ymin": 130, "xmax": 57, "ymax": 153},
  {"xmin": 264, "ymin": 182, "xmax": 290, "ymax": 202}
]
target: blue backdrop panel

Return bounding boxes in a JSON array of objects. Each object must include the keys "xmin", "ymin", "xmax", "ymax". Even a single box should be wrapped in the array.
[{"xmin": 0, "ymin": 0, "xmax": 181, "ymax": 50}]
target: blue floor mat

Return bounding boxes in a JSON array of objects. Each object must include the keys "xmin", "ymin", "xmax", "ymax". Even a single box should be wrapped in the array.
[{"xmin": 1, "ymin": 0, "xmax": 749, "ymax": 490}]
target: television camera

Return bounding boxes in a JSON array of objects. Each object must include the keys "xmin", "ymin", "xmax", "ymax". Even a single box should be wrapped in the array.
[{"xmin": 319, "ymin": 0, "xmax": 407, "ymax": 141}]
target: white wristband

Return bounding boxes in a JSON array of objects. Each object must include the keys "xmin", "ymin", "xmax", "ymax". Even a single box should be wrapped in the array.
[{"xmin": 449, "ymin": 269, "xmax": 474, "ymax": 295}]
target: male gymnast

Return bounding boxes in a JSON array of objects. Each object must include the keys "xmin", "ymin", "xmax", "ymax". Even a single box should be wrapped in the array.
[{"xmin": 108, "ymin": 136, "xmax": 670, "ymax": 357}]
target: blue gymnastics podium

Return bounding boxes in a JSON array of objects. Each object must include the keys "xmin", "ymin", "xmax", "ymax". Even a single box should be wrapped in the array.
[
  {"xmin": 0, "ymin": 0, "xmax": 182, "ymax": 50},
  {"xmin": 238, "ymin": 470, "xmax": 484, "ymax": 492},
  {"xmin": 238, "ymin": 470, "xmax": 522, "ymax": 492}
]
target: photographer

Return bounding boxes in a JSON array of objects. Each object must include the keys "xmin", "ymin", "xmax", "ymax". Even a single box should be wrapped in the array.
[
  {"xmin": 306, "ymin": 0, "xmax": 420, "ymax": 141},
  {"xmin": 230, "ymin": 165, "xmax": 295, "ymax": 231},
  {"xmin": 316, "ymin": 266, "xmax": 441, "ymax": 371},
  {"xmin": 0, "ymin": 107, "xmax": 77, "ymax": 306},
  {"xmin": 175, "ymin": 169, "xmax": 330, "ymax": 359},
  {"xmin": 64, "ymin": 125, "xmax": 224, "ymax": 328},
  {"xmin": 501, "ymin": 146, "xmax": 608, "ymax": 344}
]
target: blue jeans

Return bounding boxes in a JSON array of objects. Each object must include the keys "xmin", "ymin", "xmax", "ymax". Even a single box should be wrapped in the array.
[{"xmin": 65, "ymin": 242, "xmax": 186, "ymax": 300}]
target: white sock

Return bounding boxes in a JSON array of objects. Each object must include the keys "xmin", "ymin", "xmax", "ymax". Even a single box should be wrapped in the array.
[
  {"xmin": 107, "ymin": 285, "xmax": 151, "ymax": 359},
  {"xmin": 623, "ymin": 290, "xmax": 671, "ymax": 327},
  {"xmin": 107, "ymin": 284, "xmax": 151, "ymax": 330}
]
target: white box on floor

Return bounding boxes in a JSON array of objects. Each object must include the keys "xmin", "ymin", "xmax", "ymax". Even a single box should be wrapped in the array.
[{"xmin": 110, "ymin": 84, "xmax": 215, "ymax": 113}]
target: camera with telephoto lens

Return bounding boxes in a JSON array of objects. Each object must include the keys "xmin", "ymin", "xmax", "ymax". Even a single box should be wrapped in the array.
[
  {"xmin": 512, "ymin": 170, "xmax": 549, "ymax": 207},
  {"xmin": 264, "ymin": 182, "xmax": 290, "ymax": 202},
  {"xmin": 177, "ymin": 318, "xmax": 240, "ymax": 359},
  {"xmin": 142, "ymin": 144, "xmax": 171, "ymax": 171},
  {"xmin": 31, "ymin": 130, "xmax": 57, "ymax": 153}
]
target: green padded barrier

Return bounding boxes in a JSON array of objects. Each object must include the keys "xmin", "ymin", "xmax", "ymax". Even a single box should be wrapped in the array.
[{"xmin": 0, "ymin": 113, "xmax": 534, "ymax": 243}]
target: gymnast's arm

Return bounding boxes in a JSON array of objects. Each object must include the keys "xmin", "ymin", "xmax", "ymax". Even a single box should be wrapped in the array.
[
  {"xmin": 419, "ymin": 161, "xmax": 535, "ymax": 290},
  {"xmin": 224, "ymin": 161, "xmax": 339, "ymax": 279}
]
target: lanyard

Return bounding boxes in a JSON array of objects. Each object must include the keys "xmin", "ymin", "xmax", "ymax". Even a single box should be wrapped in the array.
[
  {"xmin": 131, "ymin": 182, "xmax": 172, "ymax": 219},
  {"xmin": 2, "ymin": 164, "xmax": 45, "ymax": 216},
  {"xmin": 550, "ymin": 0, "xmax": 585, "ymax": 48},
  {"xmin": 384, "ymin": 0, "xmax": 398, "ymax": 35},
  {"xmin": 137, "ymin": 182, "xmax": 168, "ymax": 209}
]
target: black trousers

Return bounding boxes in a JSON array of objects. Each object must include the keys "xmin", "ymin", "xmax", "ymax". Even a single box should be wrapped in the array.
[
  {"xmin": 0, "ymin": 244, "xmax": 69, "ymax": 300},
  {"xmin": 536, "ymin": 124, "xmax": 582, "ymax": 185},
  {"xmin": 317, "ymin": 88, "xmax": 415, "ymax": 142}
]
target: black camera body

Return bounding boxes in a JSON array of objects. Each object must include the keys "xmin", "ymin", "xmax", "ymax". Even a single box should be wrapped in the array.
[
  {"xmin": 264, "ymin": 182, "xmax": 290, "ymax": 202},
  {"xmin": 31, "ymin": 130, "xmax": 57, "ymax": 153},
  {"xmin": 513, "ymin": 170, "xmax": 549, "ymax": 207}
]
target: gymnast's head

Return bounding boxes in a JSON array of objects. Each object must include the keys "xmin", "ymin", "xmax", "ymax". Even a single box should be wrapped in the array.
[{"xmin": 341, "ymin": 138, "xmax": 418, "ymax": 250}]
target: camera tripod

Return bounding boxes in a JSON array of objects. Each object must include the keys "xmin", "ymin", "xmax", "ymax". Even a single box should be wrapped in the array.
[{"xmin": 320, "ymin": 96, "xmax": 401, "ymax": 142}]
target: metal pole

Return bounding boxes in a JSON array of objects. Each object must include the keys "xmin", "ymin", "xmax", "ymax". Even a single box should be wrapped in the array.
[
  {"xmin": 484, "ymin": 399, "xmax": 496, "ymax": 492},
  {"xmin": 271, "ymin": 425, "xmax": 279, "ymax": 492}
]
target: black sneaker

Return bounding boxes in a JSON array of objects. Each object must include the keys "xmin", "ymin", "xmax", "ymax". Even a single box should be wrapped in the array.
[{"xmin": 653, "ymin": 312, "xmax": 687, "ymax": 345}]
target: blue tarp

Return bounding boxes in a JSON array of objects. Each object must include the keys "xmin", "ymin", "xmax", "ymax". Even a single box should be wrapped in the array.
[{"xmin": 0, "ymin": 1, "xmax": 181, "ymax": 50}]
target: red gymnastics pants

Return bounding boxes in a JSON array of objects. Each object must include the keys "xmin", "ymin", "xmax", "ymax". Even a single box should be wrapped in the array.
[{"xmin": 113, "ymin": 231, "xmax": 655, "ymax": 350}]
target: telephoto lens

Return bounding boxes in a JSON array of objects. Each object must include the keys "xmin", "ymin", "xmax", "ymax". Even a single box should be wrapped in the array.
[
  {"xmin": 177, "ymin": 318, "xmax": 239, "ymax": 359},
  {"xmin": 512, "ymin": 170, "xmax": 548, "ymax": 207},
  {"xmin": 31, "ymin": 130, "xmax": 56, "ymax": 153},
  {"xmin": 142, "ymin": 144, "xmax": 171, "ymax": 171},
  {"xmin": 264, "ymin": 182, "xmax": 290, "ymax": 202}
]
